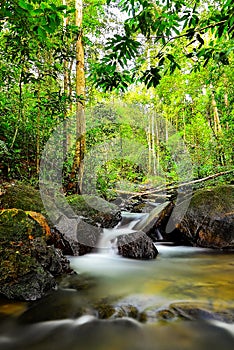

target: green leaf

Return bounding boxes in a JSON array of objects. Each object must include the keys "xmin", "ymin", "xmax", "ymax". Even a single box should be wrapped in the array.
[
  {"xmin": 18, "ymin": 0, "xmax": 31, "ymax": 11},
  {"xmin": 37, "ymin": 27, "xmax": 47, "ymax": 40}
]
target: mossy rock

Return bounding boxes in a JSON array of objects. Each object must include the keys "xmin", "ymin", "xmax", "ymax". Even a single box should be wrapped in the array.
[
  {"xmin": 0, "ymin": 208, "xmax": 47, "ymax": 242},
  {"xmin": 111, "ymin": 305, "xmax": 141, "ymax": 320},
  {"xmin": 0, "ymin": 183, "xmax": 45, "ymax": 213},
  {"xmin": 0, "ymin": 209, "xmax": 71, "ymax": 301},
  {"xmin": 66, "ymin": 194, "xmax": 121, "ymax": 228},
  {"xmin": 175, "ymin": 185, "xmax": 234, "ymax": 248}
]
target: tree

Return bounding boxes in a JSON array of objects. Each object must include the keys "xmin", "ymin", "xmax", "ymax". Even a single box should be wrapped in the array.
[
  {"xmin": 67, "ymin": 0, "xmax": 86, "ymax": 194},
  {"xmin": 0, "ymin": 0, "xmax": 68, "ymax": 179},
  {"xmin": 92, "ymin": 0, "xmax": 234, "ymax": 91}
]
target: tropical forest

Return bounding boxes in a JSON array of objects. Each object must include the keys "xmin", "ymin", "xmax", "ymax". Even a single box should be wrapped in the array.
[{"xmin": 0, "ymin": 1, "xmax": 233, "ymax": 350}]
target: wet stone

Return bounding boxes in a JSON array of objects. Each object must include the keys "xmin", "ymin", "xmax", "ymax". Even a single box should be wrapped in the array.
[
  {"xmin": 175, "ymin": 185, "xmax": 234, "ymax": 249},
  {"xmin": 117, "ymin": 231, "xmax": 158, "ymax": 260}
]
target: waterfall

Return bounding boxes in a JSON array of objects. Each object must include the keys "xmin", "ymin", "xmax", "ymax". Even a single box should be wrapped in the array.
[{"xmin": 97, "ymin": 212, "xmax": 149, "ymax": 254}]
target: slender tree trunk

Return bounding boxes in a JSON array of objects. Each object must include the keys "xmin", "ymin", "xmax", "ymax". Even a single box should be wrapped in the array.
[
  {"xmin": 223, "ymin": 75, "xmax": 229, "ymax": 108},
  {"xmin": 182, "ymin": 109, "xmax": 186, "ymax": 141},
  {"xmin": 63, "ymin": 0, "xmax": 69, "ymax": 158},
  {"xmin": 165, "ymin": 116, "xmax": 168, "ymax": 143},
  {"xmin": 147, "ymin": 113, "xmax": 152, "ymax": 175},
  {"xmin": 223, "ymin": 84, "xmax": 229, "ymax": 131},
  {"xmin": 36, "ymin": 66, "xmax": 41, "ymax": 174},
  {"xmin": 210, "ymin": 85, "xmax": 225, "ymax": 165},
  {"xmin": 36, "ymin": 87, "xmax": 40, "ymax": 174},
  {"xmin": 67, "ymin": 55, "xmax": 75, "ymax": 150},
  {"xmin": 224, "ymin": 92, "xmax": 228, "ymax": 107},
  {"xmin": 210, "ymin": 85, "xmax": 222, "ymax": 135},
  {"xmin": 68, "ymin": 0, "xmax": 86, "ymax": 193},
  {"xmin": 151, "ymin": 112, "xmax": 156, "ymax": 175},
  {"xmin": 155, "ymin": 115, "xmax": 160, "ymax": 174}
]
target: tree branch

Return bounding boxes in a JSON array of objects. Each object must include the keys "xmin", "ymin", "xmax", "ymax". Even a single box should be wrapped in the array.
[{"xmin": 151, "ymin": 20, "xmax": 227, "ymax": 58}]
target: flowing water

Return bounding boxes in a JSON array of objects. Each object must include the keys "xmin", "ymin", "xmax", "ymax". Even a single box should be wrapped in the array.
[{"xmin": 0, "ymin": 212, "xmax": 233, "ymax": 350}]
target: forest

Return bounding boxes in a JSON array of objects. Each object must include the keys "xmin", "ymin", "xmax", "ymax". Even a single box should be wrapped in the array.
[
  {"xmin": 0, "ymin": 2, "xmax": 234, "ymax": 349},
  {"xmin": 0, "ymin": 0, "xmax": 233, "ymax": 197}
]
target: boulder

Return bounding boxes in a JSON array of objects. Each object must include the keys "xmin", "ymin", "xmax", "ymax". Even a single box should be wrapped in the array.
[
  {"xmin": 49, "ymin": 194, "xmax": 122, "ymax": 255},
  {"xmin": 117, "ymin": 231, "xmax": 158, "ymax": 259},
  {"xmin": 169, "ymin": 302, "xmax": 234, "ymax": 323},
  {"xmin": 143, "ymin": 301, "xmax": 234, "ymax": 324},
  {"xmin": 0, "ymin": 183, "xmax": 122, "ymax": 256},
  {"xmin": 0, "ymin": 208, "xmax": 71, "ymax": 301},
  {"xmin": 133, "ymin": 201, "xmax": 171, "ymax": 240},
  {"xmin": 52, "ymin": 214, "xmax": 101, "ymax": 255},
  {"xmin": 0, "ymin": 183, "xmax": 45, "ymax": 213},
  {"xmin": 66, "ymin": 194, "xmax": 122, "ymax": 228},
  {"xmin": 175, "ymin": 185, "xmax": 234, "ymax": 249}
]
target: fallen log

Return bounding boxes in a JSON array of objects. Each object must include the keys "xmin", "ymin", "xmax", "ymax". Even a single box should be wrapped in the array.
[{"xmin": 115, "ymin": 170, "xmax": 233, "ymax": 198}]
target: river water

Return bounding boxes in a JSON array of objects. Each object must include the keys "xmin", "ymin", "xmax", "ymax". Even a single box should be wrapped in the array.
[{"xmin": 0, "ymin": 213, "xmax": 233, "ymax": 350}]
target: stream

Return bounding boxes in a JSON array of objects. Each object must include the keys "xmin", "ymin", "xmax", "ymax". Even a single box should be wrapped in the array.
[{"xmin": 0, "ymin": 211, "xmax": 233, "ymax": 350}]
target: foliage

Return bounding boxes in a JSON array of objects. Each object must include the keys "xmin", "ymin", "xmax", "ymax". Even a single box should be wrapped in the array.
[
  {"xmin": 92, "ymin": 0, "xmax": 234, "ymax": 91},
  {"xmin": 0, "ymin": 0, "xmax": 233, "ymax": 197},
  {"xmin": 0, "ymin": 0, "xmax": 105, "ymax": 180}
]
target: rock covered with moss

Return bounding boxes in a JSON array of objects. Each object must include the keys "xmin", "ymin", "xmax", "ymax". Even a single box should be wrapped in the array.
[
  {"xmin": 175, "ymin": 185, "xmax": 234, "ymax": 249},
  {"xmin": 0, "ymin": 183, "xmax": 45, "ymax": 213},
  {"xmin": 66, "ymin": 194, "xmax": 121, "ymax": 228},
  {"xmin": 0, "ymin": 208, "xmax": 71, "ymax": 301},
  {"xmin": 48, "ymin": 194, "xmax": 121, "ymax": 256},
  {"xmin": 0, "ymin": 183, "xmax": 122, "ymax": 256}
]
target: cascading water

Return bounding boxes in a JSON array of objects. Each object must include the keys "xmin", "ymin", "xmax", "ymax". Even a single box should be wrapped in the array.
[{"xmin": 0, "ymin": 210, "xmax": 233, "ymax": 350}]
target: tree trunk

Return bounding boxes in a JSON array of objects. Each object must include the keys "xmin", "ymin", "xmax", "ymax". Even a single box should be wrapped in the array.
[
  {"xmin": 68, "ymin": 0, "xmax": 86, "ymax": 194},
  {"xmin": 151, "ymin": 112, "xmax": 156, "ymax": 175},
  {"xmin": 63, "ymin": 0, "xmax": 69, "ymax": 158},
  {"xmin": 210, "ymin": 85, "xmax": 222, "ymax": 135},
  {"xmin": 155, "ymin": 115, "xmax": 160, "ymax": 174},
  {"xmin": 36, "ymin": 82, "xmax": 41, "ymax": 174},
  {"xmin": 147, "ymin": 113, "xmax": 152, "ymax": 175}
]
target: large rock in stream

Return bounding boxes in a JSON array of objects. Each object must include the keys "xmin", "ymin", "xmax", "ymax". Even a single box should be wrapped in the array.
[
  {"xmin": 174, "ymin": 185, "xmax": 234, "ymax": 249},
  {"xmin": 117, "ymin": 231, "xmax": 158, "ymax": 259},
  {"xmin": 133, "ymin": 201, "xmax": 172, "ymax": 240},
  {"xmin": 112, "ymin": 202, "xmax": 175, "ymax": 260},
  {"xmin": 52, "ymin": 194, "xmax": 122, "ymax": 255}
]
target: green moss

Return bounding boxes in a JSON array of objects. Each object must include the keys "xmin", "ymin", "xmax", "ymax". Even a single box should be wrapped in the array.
[
  {"xmin": 67, "ymin": 194, "xmax": 118, "ymax": 214},
  {"xmin": 0, "ymin": 243, "xmax": 38, "ymax": 285},
  {"xmin": 67, "ymin": 195, "xmax": 98, "ymax": 217},
  {"xmin": 0, "ymin": 183, "xmax": 45, "ymax": 213},
  {"xmin": 0, "ymin": 208, "xmax": 49, "ymax": 286},
  {"xmin": 0, "ymin": 209, "xmax": 44, "ymax": 242},
  {"xmin": 66, "ymin": 194, "xmax": 121, "ymax": 227},
  {"xmin": 190, "ymin": 185, "xmax": 234, "ymax": 215}
]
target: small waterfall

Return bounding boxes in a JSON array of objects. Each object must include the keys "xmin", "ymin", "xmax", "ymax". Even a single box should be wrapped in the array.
[
  {"xmin": 69, "ymin": 211, "xmax": 151, "ymax": 276},
  {"xmin": 97, "ymin": 212, "xmax": 148, "ymax": 254}
]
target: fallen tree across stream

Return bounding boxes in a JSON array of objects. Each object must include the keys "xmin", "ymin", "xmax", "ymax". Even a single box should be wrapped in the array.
[{"xmin": 115, "ymin": 170, "xmax": 234, "ymax": 199}]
